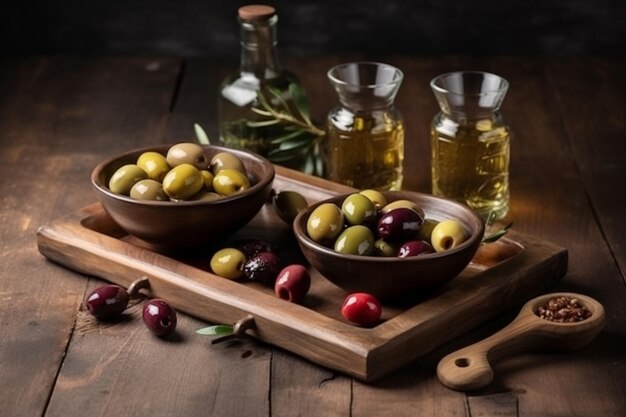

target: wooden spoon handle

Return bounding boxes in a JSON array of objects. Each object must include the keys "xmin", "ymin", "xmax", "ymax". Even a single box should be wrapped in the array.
[
  {"xmin": 437, "ymin": 292, "xmax": 605, "ymax": 391},
  {"xmin": 437, "ymin": 313, "xmax": 547, "ymax": 391}
]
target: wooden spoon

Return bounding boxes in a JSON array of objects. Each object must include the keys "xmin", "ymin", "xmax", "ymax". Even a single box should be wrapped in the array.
[{"xmin": 437, "ymin": 292, "xmax": 605, "ymax": 391}]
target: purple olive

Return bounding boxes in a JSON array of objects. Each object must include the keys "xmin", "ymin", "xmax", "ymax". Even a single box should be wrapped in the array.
[
  {"xmin": 142, "ymin": 299, "xmax": 177, "ymax": 336},
  {"xmin": 274, "ymin": 264, "xmax": 311, "ymax": 303},
  {"xmin": 398, "ymin": 240, "xmax": 434, "ymax": 258},
  {"xmin": 85, "ymin": 285, "xmax": 129, "ymax": 319},
  {"xmin": 243, "ymin": 251, "xmax": 281, "ymax": 284},
  {"xmin": 377, "ymin": 208, "xmax": 424, "ymax": 241}
]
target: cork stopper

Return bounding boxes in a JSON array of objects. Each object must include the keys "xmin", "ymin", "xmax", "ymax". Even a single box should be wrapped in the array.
[{"xmin": 238, "ymin": 5, "xmax": 276, "ymax": 21}]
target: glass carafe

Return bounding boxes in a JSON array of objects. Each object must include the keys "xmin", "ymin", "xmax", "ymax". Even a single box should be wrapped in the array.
[
  {"xmin": 322, "ymin": 62, "xmax": 404, "ymax": 191},
  {"xmin": 430, "ymin": 71, "xmax": 511, "ymax": 220}
]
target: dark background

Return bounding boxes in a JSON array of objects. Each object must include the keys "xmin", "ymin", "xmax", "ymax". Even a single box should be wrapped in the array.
[{"xmin": 3, "ymin": 0, "xmax": 625, "ymax": 57}]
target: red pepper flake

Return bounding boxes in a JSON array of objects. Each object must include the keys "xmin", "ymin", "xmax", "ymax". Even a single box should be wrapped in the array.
[{"xmin": 536, "ymin": 296, "xmax": 592, "ymax": 323}]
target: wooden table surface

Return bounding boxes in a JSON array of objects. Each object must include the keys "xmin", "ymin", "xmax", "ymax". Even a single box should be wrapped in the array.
[{"xmin": 1, "ymin": 55, "xmax": 625, "ymax": 417}]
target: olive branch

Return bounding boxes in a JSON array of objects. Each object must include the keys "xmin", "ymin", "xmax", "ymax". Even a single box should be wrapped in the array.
[
  {"xmin": 250, "ymin": 84, "xmax": 324, "ymax": 174},
  {"xmin": 195, "ymin": 83, "xmax": 325, "ymax": 175},
  {"xmin": 481, "ymin": 209, "xmax": 513, "ymax": 243}
]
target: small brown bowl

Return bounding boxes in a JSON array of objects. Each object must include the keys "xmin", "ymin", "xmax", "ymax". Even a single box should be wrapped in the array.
[
  {"xmin": 91, "ymin": 144, "xmax": 275, "ymax": 249},
  {"xmin": 293, "ymin": 191, "xmax": 485, "ymax": 300}
]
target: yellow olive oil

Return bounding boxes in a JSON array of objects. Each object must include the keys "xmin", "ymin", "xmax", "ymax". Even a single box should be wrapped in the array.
[
  {"xmin": 323, "ymin": 110, "xmax": 404, "ymax": 191},
  {"xmin": 431, "ymin": 117, "xmax": 510, "ymax": 219}
]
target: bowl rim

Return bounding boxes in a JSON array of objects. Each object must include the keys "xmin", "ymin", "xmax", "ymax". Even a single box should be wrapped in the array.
[
  {"xmin": 91, "ymin": 143, "xmax": 275, "ymax": 206},
  {"xmin": 293, "ymin": 191, "xmax": 485, "ymax": 263}
]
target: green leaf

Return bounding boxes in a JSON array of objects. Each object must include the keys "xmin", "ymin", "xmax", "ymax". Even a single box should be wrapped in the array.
[
  {"xmin": 302, "ymin": 152, "xmax": 315, "ymax": 175},
  {"xmin": 270, "ymin": 129, "xmax": 307, "ymax": 145},
  {"xmin": 266, "ymin": 86, "xmax": 290, "ymax": 112},
  {"xmin": 256, "ymin": 89, "xmax": 273, "ymax": 112},
  {"xmin": 278, "ymin": 134, "xmax": 315, "ymax": 151},
  {"xmin": 194, "ymin": 123, "xmax": 211, "ymax": 145},
  {"xmin": 246, "ymin": 118, "xmax": 281, "ymax": 128},
  {"xmin": 250, "ymin": 107, "xmax": 273, "ymax": 117},
  {"xmin": 482, "ymin": 222, "xmax": 513, "ymax": 243},
  {"xmin": 268, "ymin": 145, "xmax": 310, "ymax": 162},
  {"xmin": 196, "ymin": 324, "xmax": 234, "ymax": 336},
  {"xmin": 289, "ymin": 83, "xmax": 311, "ymax": 124}
]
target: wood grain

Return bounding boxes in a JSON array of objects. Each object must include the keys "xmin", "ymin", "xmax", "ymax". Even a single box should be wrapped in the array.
[
  {"xmin": 3, "ymin": 55, "xmax": 626, "ymax": 416},
  {"xmin": 0, "ymin": 57, "xmax": 180, "ymax": 417}
]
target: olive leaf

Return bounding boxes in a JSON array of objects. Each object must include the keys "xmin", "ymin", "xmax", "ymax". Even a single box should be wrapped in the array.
[
  {"xmin": 265, "ymin": 86, "xmax": 290, "ymax": 112},
  {"xmin": 247, "ymin": 118, "xmax": 281, "ymax": 128},
  {"xmin": 289, "ymin": 83, "xmax": 312, "ymax": 124},
  {"xmin": 196, "ymin": 324, "xmax": 234, "ymax": 336},
  {"xmin": 270, "ymin": 129, "xmax": 307, "ymax": 145},
  {"xmin": 194, "ymin": 123, "xmax": 211, "ymax": 145},
  {"xmin": 482, "ymin": 222, "xmax": 513, "ymax": 243}
]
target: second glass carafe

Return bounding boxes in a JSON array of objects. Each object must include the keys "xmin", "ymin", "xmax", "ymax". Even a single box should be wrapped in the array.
[{"xmin": 430, "ymin": 71, "xmax": 511, "ymax": 220}]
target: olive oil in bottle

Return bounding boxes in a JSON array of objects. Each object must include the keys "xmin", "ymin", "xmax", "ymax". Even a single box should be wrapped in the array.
[
  {"xmin": 324, "ymin": 110, "xmax": 404, "ymax": 190},
  {"xmin": 431, "ymin": 118, "xmax": 510, "ymax": 219},
  {"xmin": 218, "ymin": 5, "xmax": 313, "ymax": 167},
  {"xmin": 430, "ymin": 71, "xmax": 511, "ymax": 220}
]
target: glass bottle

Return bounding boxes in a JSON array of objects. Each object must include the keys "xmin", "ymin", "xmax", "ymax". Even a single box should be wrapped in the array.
[
  {"xmin": 218, "ymin": 5, "xmax": 312, "ymax": 166},
  {"xmin": 322, "ymin": 62, "xmax": 404, "ymax": 191},
  {"xmin": 430, "ymin": 71, "xmax": 511, "ymax": 220}
]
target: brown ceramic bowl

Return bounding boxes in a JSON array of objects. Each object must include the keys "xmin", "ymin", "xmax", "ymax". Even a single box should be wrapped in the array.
[
  {"xmin": 92, "ymin": 144, "xmax": 274, "ymax": 249},
  {"xmin": 293, "ymin": 191, "xmax": 485, "ymax": 300}
]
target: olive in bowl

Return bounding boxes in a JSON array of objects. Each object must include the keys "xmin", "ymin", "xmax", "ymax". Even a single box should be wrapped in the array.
[
  {"xmin": 91, "ymin": 144, "xmax": 274, "ymax": 248},
  {"xmin": 293, "ymin": 191, "xmax": 484, "ymax": 300}
]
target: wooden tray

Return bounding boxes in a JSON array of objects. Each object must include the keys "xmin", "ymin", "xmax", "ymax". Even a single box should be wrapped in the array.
[{"xmin": 37, "ymin": 166, "xmax": 568, "ymax": 381}]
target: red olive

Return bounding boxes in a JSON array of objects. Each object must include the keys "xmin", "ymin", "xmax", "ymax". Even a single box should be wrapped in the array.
[
  {"xmin": 142, "ymin": 299, "xmax": 177, "ymax": 336},
  {"xmin": 85, "ymin": 285, "xmax": 129, "ymax": 320},
  {"xmin": 341, "ymin": 292, "xmax": 382, "ymax": 327},
  {"xmin": 274, "ymin": 264, "xmax": 311, "ymax": 303},
  {"xmin": 377, "ymin": 208, "xmax": 424, "ymax": 241},
  {"xmin": 398, "ymin": 240, "xmax": 434, "ymax": 258}
]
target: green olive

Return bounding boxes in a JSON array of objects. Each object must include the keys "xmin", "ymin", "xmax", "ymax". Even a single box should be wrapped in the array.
[
  {"xmin": 166, "ymin": 142, "xmax": 209, "ymax": 170},
  {"xmin": 359, "ymin": 189, "xmax": 388, "ymax": 210},
  {"xmin": 137, "ymin": 151, "xmax": 171, "ymax": 182},
  {"xmin": 109, "ymin": 164, "xmax": 148, "ymax": 196},
  {"xmin": 200, "ymin": 170, "xmax": 214, "ymax": 191},
  {"xmin": 431, "ymin": 219, "xmax": 467, "ymax": 252},
  {"xmin": 162, "ymin": 163, "xmax": 204, "ymax": 200},
  {"xmin": 212, "ymin": 169, "xmax": 250, "ymax": 196},
  {"xmin": 306, "ymin": 203, "xmax": 345, "ymax": 243},
  {"xmin": 334, "ymin": 225, "xmax": 374, "ymax": 256},
  {"xmin": 341, "ymin": 193, "xmax": 377, "ymax": 225},
  {"xmin": 191, "ymin": 191, "xmax": 222, "ymax": 202},
  {"xmin": 210, "ymin": 152, "xmax": 247, "ymax": 176},
  {"xmin": 417, "ymin": 219, "xmax": 440, "ymax": 242},
  {"xmin": 273, "ymin": 191, "xmax": 308, "ymax": 225},
  {"xmin": 373, "ymin": 238, "xmax": 398, "ymax": 257},
  {"xmin": 210, "ymin": 248, "xmax": 246, "ymax": 280},
  {"xmin": 381, "ymin": 199, "xmax": 425, "ymax": 219},
  {"xmin": 130, "ymin": 179, "xmax": 169, "ymax": 201}
]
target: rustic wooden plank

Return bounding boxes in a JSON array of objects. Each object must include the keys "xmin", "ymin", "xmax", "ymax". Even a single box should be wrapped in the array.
[
  {"xmin": 547, "ymin": 58, "xmax": 626, "ymax": 282},
  {"xmin": 19, "ymin": 55, "xmax": 623, "ymax": 417},
  {"xmin": 45, "ymin": 297, "xmax": 272, "ymax": 417},
  {"xmin": 0, "ymin": 57, "xmax": 180, "ymax": 417},
  {"xmin": 469, "ymin": 58, "xmax": 626, "ymax": 416}
]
